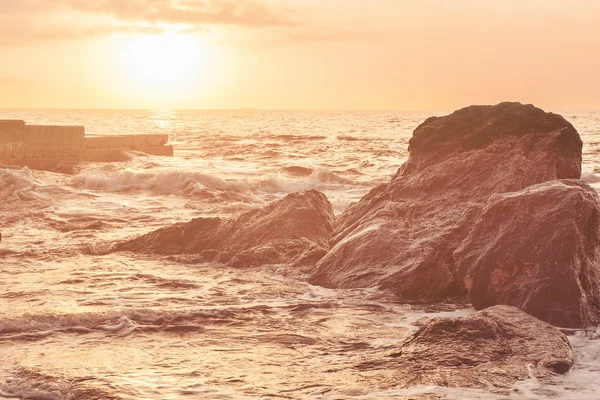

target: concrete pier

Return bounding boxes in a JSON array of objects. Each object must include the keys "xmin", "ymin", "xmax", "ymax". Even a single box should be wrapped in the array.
[{"xmin": 0, "ymin": 120, "xmax": 173, "ymax": 171}]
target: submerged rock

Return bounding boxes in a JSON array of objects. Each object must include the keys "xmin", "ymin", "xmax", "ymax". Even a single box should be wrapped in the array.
[
  {"xmin": 117, "ymin": 189, "xmax": 335, "ymax": 269},
  {"xmin": 454, "ymin": 180, "xmax": 600, "ymax": 328},
  {"xmin": 357, "ymin": 305, "xmax": 574, "ymax": 391},
  {"xmin": 310, "ymin": 102, "xmax": 582, "ymax": 302}
]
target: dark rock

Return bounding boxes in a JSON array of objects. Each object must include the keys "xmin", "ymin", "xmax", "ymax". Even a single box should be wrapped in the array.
[
  {"xmin": 310, "ymin": 102, "xmax": 582, "ymax": 302},
  {"xmin": 357, "ymin": 305, "xmax": 574, "ymax": 391},
  {"xmin": 454, "ymin": 179, "xmax": 600, "ymax": 328},
  {"xmin": 116, "ymin": 190, "xmax": 335, "ymax": 269}
]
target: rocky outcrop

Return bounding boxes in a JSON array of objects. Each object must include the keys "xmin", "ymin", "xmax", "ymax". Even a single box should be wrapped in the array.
[
  {"xmin": 116, "ymin": 190, "xmax": 335, "ymax": 269},
  {"xmin": 357, "ymin": 305, "xmax": 574, "ymax": 391},
  {"xmin": 454, "ymin": 180, "xmax": 600, "ymax": 328},
  {"xmin": 310, "ymin": 102, "xmax": 582, "ymax": 302}
]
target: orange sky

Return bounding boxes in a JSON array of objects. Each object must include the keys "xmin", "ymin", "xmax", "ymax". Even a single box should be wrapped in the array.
[{"xmin": 1, "ymin": 0, "xmax": 599, "ymax": 110}]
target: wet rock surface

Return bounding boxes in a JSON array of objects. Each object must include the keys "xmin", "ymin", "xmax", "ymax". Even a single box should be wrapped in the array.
[
  {"xmin": 357, "ymin": 305, "xmax": 574, "ymax": 391},
  {"xmin": 455, "ymin": 179, "xmax": 600, "ymax": 328},
  {"xmin": 116, "ymin": 189, "xmax": 335, "ymax": 269},
  {"xmin": 310, "ymin": 102, "xmax": 582, "ymax": 302}
]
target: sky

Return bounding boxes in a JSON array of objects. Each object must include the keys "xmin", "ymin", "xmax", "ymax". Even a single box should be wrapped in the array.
[{"xmin": 1, "ymin": 0, "xmax": 599, "ymax": 110}]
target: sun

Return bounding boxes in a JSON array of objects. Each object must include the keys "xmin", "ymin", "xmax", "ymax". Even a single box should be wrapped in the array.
[{"xmin": 116, "ymin": 32, "xmax": 210, "ymax": 101}]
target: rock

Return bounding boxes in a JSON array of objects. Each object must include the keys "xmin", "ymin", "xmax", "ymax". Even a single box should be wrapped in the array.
[
  {"xmin": 454, "ymin": 180, "xmax": 600, "ymax": 328},
  {"xmin": 310, "ymin": 102, "xmax": 582, "ymax": 302},
  {"xmin": 356, "ymin": 305, "xmax": 574, "ymax": 391},
  {"xmin": 116, "ymin": 190, "xmax": 335, "ymax": 269}
]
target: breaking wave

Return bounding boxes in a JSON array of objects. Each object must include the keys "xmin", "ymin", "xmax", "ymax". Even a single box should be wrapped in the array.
[
  {"xmin": 69, "ymin": 167, "xmax": 354, "ymax": 197},
  {"xmin": 582, "ymin": 171, "xmax": 600, "ymax": 184},
  {"xmin": 0, "ymin": 167, "xmax": 43, "ymax": 201},
  {"xmin": 0, "ymin": 167, "xmax": 70, "ymax": 204}
]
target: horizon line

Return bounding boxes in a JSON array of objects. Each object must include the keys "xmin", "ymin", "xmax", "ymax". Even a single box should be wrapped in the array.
[{"xmin": 0, "ymin": 107, "xmax": 597, "ymax": 113}]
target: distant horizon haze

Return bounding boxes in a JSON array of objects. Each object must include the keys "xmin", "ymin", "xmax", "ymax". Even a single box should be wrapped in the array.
[{"xmin": 0, "ymin": 106, "xmax": 598, "ymax": 114}]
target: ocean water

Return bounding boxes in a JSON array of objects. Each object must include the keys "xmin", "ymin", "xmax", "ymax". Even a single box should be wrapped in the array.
[{"xmin": 1, "ymin": 109, "xmax": 600, "ymax": 399}]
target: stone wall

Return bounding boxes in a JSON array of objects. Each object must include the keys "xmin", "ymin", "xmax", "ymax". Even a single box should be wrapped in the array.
[
  {"xmin": 85, "ymin": 134, "xmax": 173, "ymax": 161},
  {"xmin": 0, "ymin": 120, "xmax": 173, "ymax": 171},
  {"xmin": 0, "ymin": 121, "xmax": 85, "ymax": 171},
  {"xmin": 23, "ymin": 125, "xmax": 86, "ymax": 158},
  {"xmin": 0, "ymin": 120, "xmax": 26, "ymax": 143}
]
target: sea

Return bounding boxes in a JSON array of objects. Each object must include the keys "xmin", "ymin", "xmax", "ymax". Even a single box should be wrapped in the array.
[{"xmin": 1, "ymin": 109, "xmax": 600, "ymax": 399}]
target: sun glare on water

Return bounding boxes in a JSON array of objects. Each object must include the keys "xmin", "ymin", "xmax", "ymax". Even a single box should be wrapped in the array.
[{"xmin": 116, "ymin": 33, "xmax": 211, "ymax": 102}]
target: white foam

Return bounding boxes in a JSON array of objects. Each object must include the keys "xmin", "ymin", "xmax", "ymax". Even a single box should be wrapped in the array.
[
  {"xmin": 69, "ymin": 167, "xmax": 356, "ymax": 197},
  {"xmin": 0, "ymin": 167, "xmax": 70, "ymax": 203},
  {"xmin": 0, "ymin": 168, "xmax": 38, "ymax": 201}
]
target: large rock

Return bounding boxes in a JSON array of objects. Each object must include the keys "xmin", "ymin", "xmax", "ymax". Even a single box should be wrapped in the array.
[
  {"xmin": 357, "ymin": 305, "xmax": 574, "ymax": 391},
  {"xmin": 310, "ymin": 102, "xmax": 582, "ymax": 302},
  {"xmin": 454, "ymin": 180, "xmax": 600, "ymax": 328},
  {"xmin": 116, "ymin": 190, "xmax": 335, "ymax": 269}
]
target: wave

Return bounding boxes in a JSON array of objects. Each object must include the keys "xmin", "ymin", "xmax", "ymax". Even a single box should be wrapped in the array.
[
  {"xmin": 269, "ymin": 134, "xmax": 327, "ymax": 142},
  {"xmin": 0, "ymin": 299, "xmax": 360, "ymax": 343},
  {"xmin": 69, "ymin": 167, "xmax": 354, "ymax": 197},
  {"xmin": 46, "ymin": 217, "xmax": 109, "ymax": 233},
  {"xmin": 0, "ymin": 309, "xmax": 232, "ymax": 342},
  {"xmin": 1, "ymin": 367, "xmax": 122, "ymax": 400},
  {"xmin": 0, "ymin": 306, "xmax": 278, "ymax": 342},
  {"xmin": 0, "ymin": 167, "xmax": 71, "ymax": 204},
  {"xmin": 0, "ymin": 167, "xmax": 41, "ymax": 201},
  {"xmin": 310, "ymin": 168, "xmax": 351, "ymax": 184},
  {"xmin": 337, "ymin": 135, "xmax": 383, "ymax": 142},
  {"xmin": 582, "ymin": 171, "xmax": 600, "ymax": 184},
  {"xmin": 282, "ymin": 166, "xmax": 313, "ymax": 177},
  {"xmin": 70, "ymin": 169, "xmax": 241, "ymax": 194},
  {"xmin": 344, "ymin": 168, "xmax": 364, "ymax": 176},
  {"xmin": 337, "ymin": 135, "xmax": 370, "ymax": 141}
]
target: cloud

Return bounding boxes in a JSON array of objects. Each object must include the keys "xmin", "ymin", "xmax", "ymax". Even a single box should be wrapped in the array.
[
  {"xmin": 0, "ymin": 0, "xmax": 373, "ymax": 47},
  {"xmin": 2, "ymin": 0, "xmax": 295, "ymax": 27},
  {"xmin": 69, "ymin": 0, "xmax": 294, "ymax": 26},
  {"xmin": 0, "ymin": 0, "xmax": 294, "ymax": 45},
  {"xmin": 0, "ymin": 20, "xmax": 174, "ymax": 46}
]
